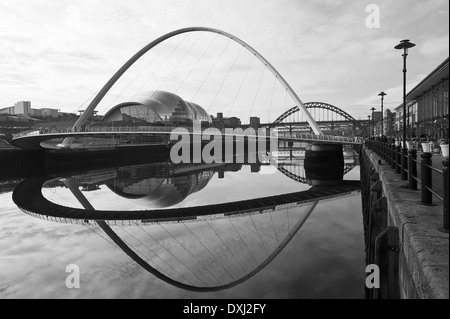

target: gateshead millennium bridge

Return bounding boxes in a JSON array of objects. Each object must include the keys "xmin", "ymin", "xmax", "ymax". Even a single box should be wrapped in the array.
[{"xmin": 10, "ymin": 27, "xmax": 363, "ymax": 151}]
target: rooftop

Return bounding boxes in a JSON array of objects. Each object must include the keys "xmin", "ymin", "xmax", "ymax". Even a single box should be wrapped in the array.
[{"xmin": 406, "ymin": 57, "xmax": 449, "ymax": 101}]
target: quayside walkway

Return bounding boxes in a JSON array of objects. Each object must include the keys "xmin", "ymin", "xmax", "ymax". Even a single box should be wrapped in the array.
[{"xmin": 363, "ymin": 141, "xmax": 448, "ymax": 299}]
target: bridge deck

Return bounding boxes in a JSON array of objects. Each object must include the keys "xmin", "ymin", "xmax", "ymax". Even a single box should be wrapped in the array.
[
  {"xmin": 14, "ymin": 176, "xmax": 360, "ymax": 223},
  {"xmin": 11, "ymin": 128, "xmax": 362, "ymax": 150}
]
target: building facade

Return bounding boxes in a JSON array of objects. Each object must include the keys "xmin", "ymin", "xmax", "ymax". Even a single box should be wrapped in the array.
[
  {"xmin": 211, "ymin": 112, "xmax": 242, "ymax": 129},
  {"xmin": 249, "ymin": 117, "xmax": 260, "ymax": 131},
  {"xmin": 14, "ymin": 101, "xmax": 31, "ymax": 115},
  {"xmin": 41, "ymin": 108, "xmax": 59, "ymax": 118},
  {"xmin": 0, "ymin": 107, "xmax": 14, "ymax": 115},
  {"xmin": 2, "ymin": 102, "xmax": 61, "ymax": 119},
  {"xmin": 400, "ymin": 57, "xmax": 449, "ymax": 140}
]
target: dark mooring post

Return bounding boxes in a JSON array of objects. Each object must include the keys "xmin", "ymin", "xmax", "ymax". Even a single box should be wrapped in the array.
[
  {"xmin": 408, "ymin": 149, "xmax": 417, "ymax": 190},
  {"xmin": 401, "ymin": 147, "xmax": 408, "ymax": 180},
  {"xmin": 443, "ymin": 158, "xmax": 449, "ymax": 233},
  {"xmin": 396, "ymin": 145, "xmax": 402, "ymax": 174},
  {"xmin": 420, "ymin": 152, "xmax": 432, "ymax": 205},
  {"xmin": 391, "ymin": 144, "xmax": 396, "ymax": 169}
]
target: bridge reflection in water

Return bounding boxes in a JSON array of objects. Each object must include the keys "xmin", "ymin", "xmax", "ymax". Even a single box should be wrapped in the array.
[{"xmin": 12, "ymin": 150, "xmax": 360, "ymax": 292}]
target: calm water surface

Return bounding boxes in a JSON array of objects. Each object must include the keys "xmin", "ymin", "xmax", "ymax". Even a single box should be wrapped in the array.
[{"xmin": 0, "ymin": 154, "xmax": 365, "ymax": 299}]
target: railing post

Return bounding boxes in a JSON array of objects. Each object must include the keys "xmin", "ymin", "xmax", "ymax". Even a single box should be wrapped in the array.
[
  {"xmin": 391, "ymin": 144, "xmax": 396, "ymax": 169},
  {"xmin": 443, "ymin": 158, "xmax": 449, "ymax": 233},
  {"xmin": 408, "ymin": 149, "xmax": 417, "ymax": 190},
  {"xmin": 384, "ymin": 142, "xmax": 388, "ymax": 161},
  {"xmin": 401, "ymin": 148, "xmax": 408, "ymax": 180},
  {"xmin": 420, "ymin": 152, "xmax": 432, "ymax": 205},
  {"xmin": 395, "ymin": 145, "xmax": 401, "ymax": 174},
  {"xmin": 386, "ymin": 143, "xmax": 390, "ymax": 165}
]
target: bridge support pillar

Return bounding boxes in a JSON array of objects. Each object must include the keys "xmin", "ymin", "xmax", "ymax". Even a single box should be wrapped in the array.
[{"xmin": 304, "ymin": 144, "xmax": 344, "ymax": 186}]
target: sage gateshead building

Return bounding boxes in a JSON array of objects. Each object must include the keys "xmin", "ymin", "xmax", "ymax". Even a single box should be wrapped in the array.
[
  {"xmin": 395, "ymin": 58, "xmax": 449, "ymax": 139},
  {"xmin": 100, "ymin": 90, "xmax": 212, "ymax": 128}
]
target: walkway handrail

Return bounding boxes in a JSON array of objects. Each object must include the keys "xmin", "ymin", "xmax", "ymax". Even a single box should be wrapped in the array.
[
  {"xmin": 13, "ymin": 125, "xmax": 363, "ymax": 145},
  {"xmin": 366, "ymin": 139, "xmax": 448, "ymax": 232}
]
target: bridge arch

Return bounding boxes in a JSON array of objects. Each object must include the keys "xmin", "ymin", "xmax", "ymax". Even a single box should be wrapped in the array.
[
  {"xmin": 72, "ymin": 27, "xmax": 322, "ymax": 135},
  {"xmin": 13, "ymin": 175, "xmax": 323, "ymax": 292},
  {"xmin": 277, "ymin": 162, "xmax": 357, "ymax": 184},
  {"xmin": 272, "ymin": 102, "xmax": 367, "ymax": 136}
]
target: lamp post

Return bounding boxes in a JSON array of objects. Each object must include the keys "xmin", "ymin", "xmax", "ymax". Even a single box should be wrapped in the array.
[
  {"xmin": 378, "ymin": 91, "xmax": 386, "ymax": 137},
  {"xmin": 371, "ymin": 107, "xmax": 376, "ymax": 137},
  {"xmin": 395, "ymin": 39, "xmax": 415, "ymax": 180}
]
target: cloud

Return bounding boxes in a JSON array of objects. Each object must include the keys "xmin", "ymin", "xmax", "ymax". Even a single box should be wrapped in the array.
[
  {"xmin": 348, "ymin": 73, "xmax": 427, "ymax": 117},
  {"xmin": 0, "ymin": 0, "xmax": 448, "ymax": 123},
  {"xmin": 419, "ymin": 35, "xmax": 450, "ymax": 58}
]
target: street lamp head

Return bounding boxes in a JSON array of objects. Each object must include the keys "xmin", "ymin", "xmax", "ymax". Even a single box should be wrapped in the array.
[
  {"xmin": 395, "ymin": 39, "xmax": 416, "ymax": 54},
  {"xmin": 371, "ymin": 107, "xmax": 376, "ymax": 112},
  {"xmin": 378, "ymin": 91, "xmax": 387, "ymax": 98}
]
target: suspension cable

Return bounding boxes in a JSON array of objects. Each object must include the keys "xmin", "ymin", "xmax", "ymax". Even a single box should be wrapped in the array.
[
  {"xmin": 208, "ymin": 44, "xmax": 244, "ymax": 113},
  {"xmin": 137, "ymin": 224, "xmax": 206, "ymax": 286},
  {"xmin": 114, "ymin": 226, "xmax": 173, "ymax": 279},
  {"xmin": 287, "ymin": 208, "xmax": 290, "ymax": 233},
  {"xmin": 267, "ymin": 74, "xmax": 277, "ymax": 122},
  {"xmin": 205, "ymin": 219, "xmax": 248, "ymax": 275},
  {"xmin": 72, "ymin": 90, "xmax": 99, "ymax": 115},
  {"xmin": 107, "ymin": 40, "xmax": 169, "ymax": 109},
  {"xmin": 118, "ymin": 225, "xmax": 194, "ymax": 285},
  {"xmin": 159, "ymin": 223, "xmax": 222, "ymax": 286},
  {"xmin": 247, "ymin": 62, "xmax": 265, "ymax": 119},
  {"xmin": 249, "ymin": 213, "xmax": 269, "ymax": 256},
  {"xmin": 130, "ymin": 34, "xmax": 187, "ymax": 101},
  {"xmin": 269, "ymin": 211, "xmax": 280, "ymax": 247},
  {"xmin": 175, "ymin": 33, "xmax": 218, "ymax": 95},
  {"xmin": 228, "ymin": 217, "xmax": 259, "ymax": 268},
  {"xmin": 191, "ymin": 37, "xmax": 232, "ymax": 102},
  {"xmin": 156, "ymin": 33, "xmax": 203, "ymax": 93},
  {"xmin": 183, "ymin": 222, "xmax": 236, "ymax": 281},
  {"xmin": 227, "ymin": 54, "xmax": 255, "ymax": 118}
]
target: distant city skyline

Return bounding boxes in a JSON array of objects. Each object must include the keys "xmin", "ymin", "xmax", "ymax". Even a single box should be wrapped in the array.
[{"xmin": 1, "ymin": 0, "xmax": 448, "ymax": 122}]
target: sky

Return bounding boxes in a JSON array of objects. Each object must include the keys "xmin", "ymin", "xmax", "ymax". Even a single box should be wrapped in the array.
[{"xmin": 0, "ymin": 0, "xmax": 449, "ymax": 122}]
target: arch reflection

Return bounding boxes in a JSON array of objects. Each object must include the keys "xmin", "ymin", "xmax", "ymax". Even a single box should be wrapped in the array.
[{"xmin": 13, "ymin": 152, "xmax": 360, "ymax": 292}]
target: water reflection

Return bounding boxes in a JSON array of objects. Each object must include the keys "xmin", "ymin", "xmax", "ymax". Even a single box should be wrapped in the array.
[{"xmin": 9, "ymin": 149, "xmax": 361, "ymax": 292}]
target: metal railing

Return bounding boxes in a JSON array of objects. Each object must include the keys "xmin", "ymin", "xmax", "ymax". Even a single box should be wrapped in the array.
[
  {"xmin": 13, "ymin": 125, "xmax": 364, "ymax": 145},
  {"xmin": 278, "ymin": 132, "xmax": 362, "ymax": 144},
  {"xmin": 367, "ymin": 140, "xmax": 448, "ymax": 232},
  {"xmin": 12, "ymin": 125, "xmax": 181, "ymax": 139}
]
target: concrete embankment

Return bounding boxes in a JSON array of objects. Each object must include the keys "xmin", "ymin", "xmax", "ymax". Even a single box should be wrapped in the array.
[{"xmin": 362, "ymin": 147, "xmax": 449, "ymax": 299}]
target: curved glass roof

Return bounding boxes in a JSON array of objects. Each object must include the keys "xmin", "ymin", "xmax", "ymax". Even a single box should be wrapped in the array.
[{"xmin": 103, "ymin": 90, "xmax": 211, "ymax": 126}]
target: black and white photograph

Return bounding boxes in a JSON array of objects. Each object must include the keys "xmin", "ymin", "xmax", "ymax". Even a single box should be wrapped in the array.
[{"xmin": 0, "ymin": 0, "xmax": 448, "ymax": 304}]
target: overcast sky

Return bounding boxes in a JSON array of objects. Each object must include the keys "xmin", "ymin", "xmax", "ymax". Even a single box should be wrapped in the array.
[{"xmin": 0, "ymin": 0, "xmax": 448, "ymax": 121}]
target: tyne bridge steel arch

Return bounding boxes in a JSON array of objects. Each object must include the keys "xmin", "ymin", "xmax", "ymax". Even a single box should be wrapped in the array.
[{"xmin": 272, "ymin": 102, "xmax": 368, "ymax": 137}]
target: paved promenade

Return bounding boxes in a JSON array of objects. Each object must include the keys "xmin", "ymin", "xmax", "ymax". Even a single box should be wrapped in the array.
[{"xmin": 366, "ymin": 148, "xmax": 448, "ymax": 299}]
